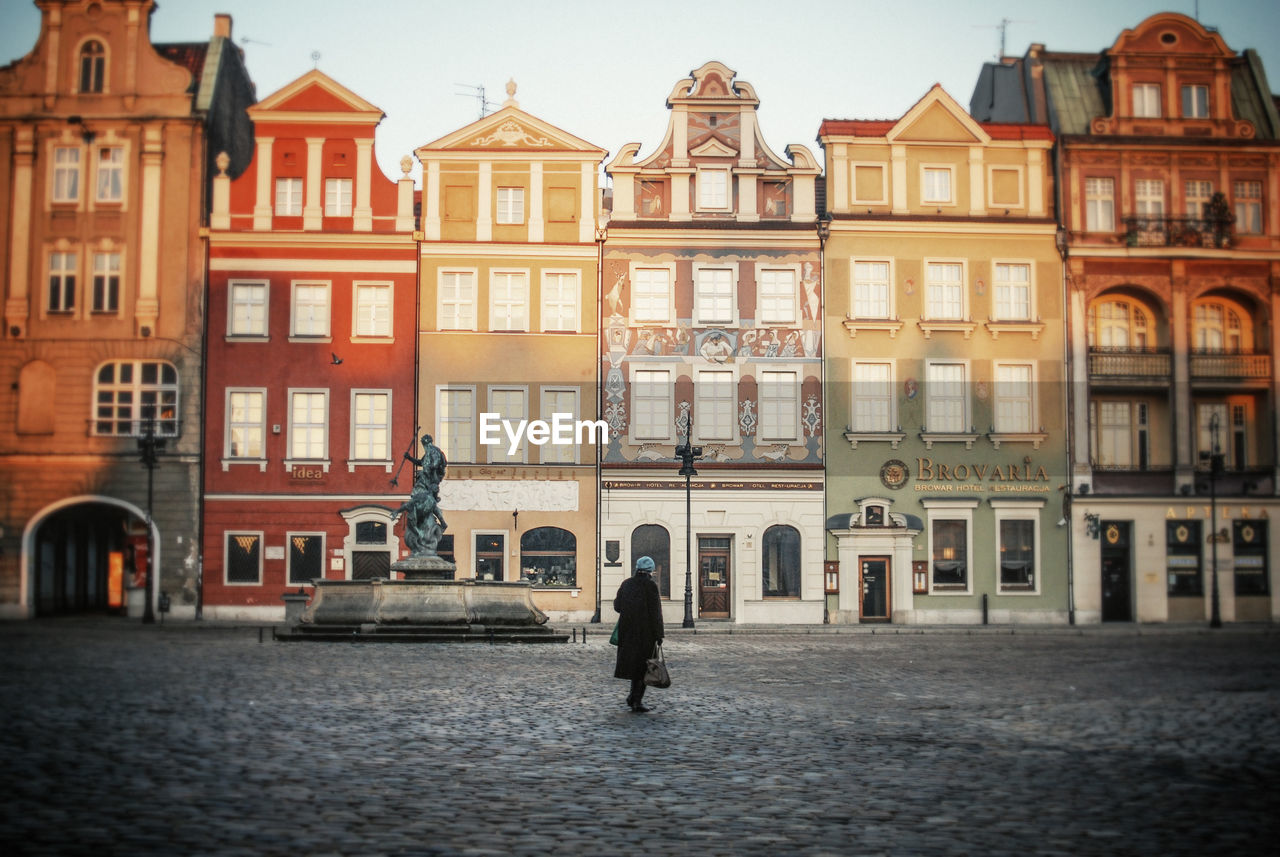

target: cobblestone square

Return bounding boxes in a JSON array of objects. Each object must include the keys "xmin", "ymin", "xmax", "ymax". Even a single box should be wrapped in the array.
[{"xmin": 1, "ymin": 621, "xmax": 1278, "ymax": 856}]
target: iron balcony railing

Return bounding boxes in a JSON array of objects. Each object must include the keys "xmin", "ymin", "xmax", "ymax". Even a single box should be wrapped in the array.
[{"xmin": 1122, "ymin": 214, "xmax": 1234, "ymax": 248}]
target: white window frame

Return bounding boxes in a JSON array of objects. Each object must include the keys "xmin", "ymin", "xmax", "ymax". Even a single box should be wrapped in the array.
[
  {"xmin": 437, "ymin": 385, "xmax": 476, "ymax": 464},
  {"xmin": 290, "ymin": 280, "xmax": 331, "ymax": 339},
  {"xmin": 992, "ymin": 261, "xmax": 1033, "ymax": 321},
  {"xmin": 496, "ymin": 186, "xmax": 525, "ymax": 225},
  {"xmin": 1085, "ymin": 177, "xmax": 1115, "ymax": 232},
  {"xmin": 1184, "ymin": 180, "xmax": 1213, "ymax": 218},
  {"xmin": 92, "ymin": 360, "xmax": 179, "ymax": 437},
  {"xmin": 1093, "ymin": 400, "xmax": 1134, "ymax": 467},
  {"xmin": 275, "ymin": 177, "xmax": 303, "ymax": 216},
  {"xmin": 991, "ymin": 499, "xmax": 1044, "ymax": 595},
  {"xmin": 851, "ymin": 258, "xmax": 893, "ymax": 320},
  {"xmin": 992, "ymin": 361, "xmax": 1036, "ymax": 434},
  {"xmin": 850, "ymin": 162, "xmax": 888, "ymax": 205},
  {"xmin": 696, "ymin": 167, "xmax": 731, "ymax": 212},
  {"xmin": 1135, "ymin": 179, "xmax": 1165, "ymax": 217},
  {"xmin": 352, "ymin": 281, "xmax": 393, "ymax": 340},
  {"xmin": 52, "ymin": 146, "xmax": 82, "ymax": 204},
  {"xmin": 540, "ymin": 270, "xmax": 580, "ymax": 333},
  {"xmin": 920, "ymin": 164, "xmax": 955, "ymax": 206},
  {"xmin": 925, "ymin": 359, "xmax": 969, "ymax": 434},
  {"xmin": 850, "ymin": 360, "xmax": 895, "ymax": 434},
  {"xmin": 757, "ymin": 266, "xmax": 799, "ymax": 326},
  {"xmin": 228, "ymin": 280, "xmax": 269, "ymax": 339},
  {"xmin": 223, "ymin": 387, "xmax": 267, "ymax": 471},
  {"xmin": 286, "ymin": 388, "xmax": 330, "ymax": 470},
  {"xmin": 1181, "ymin": 84, "xmax": 1209, "ymax": 119},
  {"xmin": 921, "ymin": 499, "xmax": 977, "ymax": 595},
  {"xmin": 94, "ymin": 146, "xmax": 125, "ymax": 204},
  {"xmin": 630, "ymin": 264, "xmax": 675, "ymax": 325},
  {"xmin": 91, "ymin": 251, "xmax": 122, "ymax": 315},
  {"xmin": 489, "ymin": 269, "xmax": 529, "ymax": 332},
  {"xmin": 1132, "ymin": 83, "xmax": 1162, "ymax": 118},
  {"xmin": 324, "ymin": 178, "xmax": 352, "ymax": 217},
  {"xmin": 1234, "ymin": 180, "xmax": 1263, "ymax": 234},
  {"xmin": 224, "ymin": 531, "xmax": 264, "ymax": 586},
  {"xmin": 286, "ymin": 531, "xmax": 326, "ymax": 586},
  {"xmin": 923, "ymin": 259, "xmax": 966, "ymax": 321},
  {"xmin": 486, "ymin": 386, "xmax": 529, "ymax": 464},
  {"xmin": 629, "ymin": 365, "xmax": 674, "ymax": 443},
  {"xmin": 694, "ymin": 367, "xmax": 738, "ymax": 444},
  {"xmin": 758, "ymin": 367, "xmax": 801, "ymax": 443},
  {"xmin": 47, "ymin": 250, "xmax": 78, "ymax": 314},
  {"xmin": 350, "ymin": 389, "xmax": 392, "ymax": 467},
  {"xmin": 540, "ymin": 387, "xmax": 581, "ymax": 464},
  {"xmin": 438, "ymin": 269, "xmax": 477, "ymax": 331},
  {"xmin": 692, "ymin": 263, "xmax": 738, "ymax": 327},
  {"xmin": 986, "ymin": 164, "xmax": 1025, "ymax": 210}
]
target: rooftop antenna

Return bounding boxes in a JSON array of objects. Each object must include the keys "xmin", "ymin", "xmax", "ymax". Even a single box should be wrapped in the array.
[
  {"xmin": 974, "ymin": 17, "xmax": 1033, "ymax": 60},
  {"xmin": 311, "ymin": 51, "xmax": 321, "ymax": 69},
  {"xmin": 455, "ymin": 83, "xmax": 499, "ymax": 119},
  {"xmin": 239, "ymin": 37, "xmax": 271, "ymax": 47}
]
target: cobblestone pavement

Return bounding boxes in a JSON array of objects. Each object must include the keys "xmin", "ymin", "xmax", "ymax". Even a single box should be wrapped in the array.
[{"xmin": 1, "ymin": 620, "xmax": 1278, "ymax": 856}]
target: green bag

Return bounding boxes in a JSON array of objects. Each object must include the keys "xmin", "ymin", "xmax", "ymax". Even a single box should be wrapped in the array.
[{"xmin": 609, "ymin": 622, "xmax": 619, "ymax": 646}]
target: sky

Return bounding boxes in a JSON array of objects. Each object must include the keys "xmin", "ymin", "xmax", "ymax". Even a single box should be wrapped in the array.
[{"xmin": 2, "ymin": 0, "xmax": 1279, "ymax": 185}]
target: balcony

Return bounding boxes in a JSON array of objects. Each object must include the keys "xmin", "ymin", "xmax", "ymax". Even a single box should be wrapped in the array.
[
  {"xmin": 1122, "ymin": 214, "xmax": 1234, "ymax": 249},
  {"xmin": 1088, "ymin": 348, "xmax": 1171, "ymax": 385},
  {"xmin": 1190, "ymin": 350, "xmax": 1272, "ymax": 383},
  {"xmin": 1090, "ymin": 467, "xmax": 1175, "ymax": 495}
]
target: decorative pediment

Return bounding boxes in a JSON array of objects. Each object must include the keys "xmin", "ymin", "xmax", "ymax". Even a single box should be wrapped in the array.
[
  {"xmin": 1110, "ymin": 12, "xmax": 1233, "ymax": 58},
  {"xmin": 690, "ymin": 137, "xmax": 738, "ymax": 158},
  {"xmin": 418, "ymin": 104, "xmax": 606, "ymax": 156},
  {"xmin": 249, "ymin": 69, "xmax": 384, "ymax": 123},
  {"xmin": 667, "ymin": 61, "xmax": 760, "ymax": 107},
  {"xmin": 888, "ymin": 84, "xmax": 990, "ymax": 145}
]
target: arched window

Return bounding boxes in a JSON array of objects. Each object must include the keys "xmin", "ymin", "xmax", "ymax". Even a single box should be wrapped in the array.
[
  {"xmin": 1088, "ymin": 299, "xmax": 1149, "ymax": 349},
  {"xmin": 93, "ymin": 360, "xmax": 178, "ymax": 436},
  {"xmin": 1192, "ymin": 299, "xmax": 1248, "ymax": 353},
  {"xmin": 631, "ymin": 524, "xmax": 670, "ymax": 597},
  {"xmin": 520, "ymin": 527, "xmax": 576, "ymax": 587},
  {"xmin": 340, "ymin": 505, "xmax": 401, "ymax": 581},
  {"xmin": 79, "ymin": 40, "xmax": 106, "ymax": 93},
  {"xmin": 762, "ymin": 525, "xmax": 801, "ymax": 598}
]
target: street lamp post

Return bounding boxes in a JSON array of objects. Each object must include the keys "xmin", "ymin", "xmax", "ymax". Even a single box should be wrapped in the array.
[
  {"xmin": 1204, "ymin": 412, "xmax": 1224, "ymax": 629},
  {"xmin": 137, "ymin": 418, "xmax": 167, "ymax": 625},
  {"xmin": 674, "ymin": 438, "xmax": 702, "ymax": 629}
]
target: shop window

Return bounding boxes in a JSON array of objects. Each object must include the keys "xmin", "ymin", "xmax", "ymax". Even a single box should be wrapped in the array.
[
  {"xmin": 631, "ymin": 524, "xmax": 670, "ymax": 598},
  {"xmin": 288, "ymin": 534, "xmax": 324, "ymax": 585},
  {"xmin": 520, "ymin": 527, "xmax": 577, "ymax": 587},
  {"xmin": 225, "ymin": 533, "xmax": 262, "ymax": 584},
  {"xmin": 998, "ymin": 519, "xmax": 1035, "ymax": 590},
  {"xmin": 931, "ymin": 519, "xmax": 967, "ymax": 589},
  {"xmin": 761, "ymin": 525, "xmax": 801, "ymax": 598},
  {"xmin": 1233, "ymin": 521, "xmax": 1269, "ymax": 596},
  {"xmin": 475, "ymin": 533, "xmax": 505, "ymax": 581},
  {"xmin": 1166, "ymin": 521, "xmax": 1203, "ymax": 596}
]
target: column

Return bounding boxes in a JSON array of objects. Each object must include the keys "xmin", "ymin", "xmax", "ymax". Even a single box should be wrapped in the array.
[
  {"xmin": 303, "ymin": 138, "xmax": 324, "ymax": 230},
  {"xmin": 891, "ymin": 145, "xmax": 908, "ymax": 213},
  {"xmin": 528, "ymin": 161, "xmax": 544, "ymax": 243},
  {"xmin": 211, "ymin": 152, "xmax": 231, "ymax": 230},
  {"xmin": 831, "ymin": 144, "xmax": 848, "ymax": 212},
  {"xmin": 5, "ymin": 128, "xmax": 34, "ymax": 338},
  {"xmin": 1270, "ymin": 277, "xmax": 1280, "ymax": 496},
  {"xmin": 136, "ymin": 125, "xmax": 163, "ymax": 337},
  {"xmin": 579, "ymin": 161, "xmax": 595, "ymax": 244},
  {"xmin": 252, "ymin": 137, "xmax": 274, "ymax": 231},
  {"xmin": 1028, "ymin": 149, "xmax": 1045, "ymax": 217},
  {"xmin": 1171, "ymin": 274, "xmax": 1193, "ymax": 490},
  {"xmin": 968, "ymin": 146, "xmax": 985, "ymax": 216},
  {"xmin": 1069, "ymin": 281, "xmax": 1091, "ymax": 490},
  {"xmin": 354, "ymin": 137, "xmax": 373, "ymax": 232},
  {"xmin": 424, "ymin": 160, "xmax": 441, "ymax": 240},
  {"xmin": 476, "ymin": 162, "xmax": 492, "ymax": 241}
]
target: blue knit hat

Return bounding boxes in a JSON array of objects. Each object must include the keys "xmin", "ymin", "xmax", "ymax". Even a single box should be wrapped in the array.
[{"xmin": 635, "ymin": 556, "xmax": 655, "ymax": 573}]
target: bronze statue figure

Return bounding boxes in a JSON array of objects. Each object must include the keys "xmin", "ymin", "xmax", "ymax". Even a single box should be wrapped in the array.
[{"xmin": 399, "ymin": 433, "xmax": 448, "ymax": 556}]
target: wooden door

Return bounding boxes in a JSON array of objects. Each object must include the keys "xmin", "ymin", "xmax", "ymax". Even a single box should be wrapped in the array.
[{"xmin": 698, "ymin": 536, "xmax": 731, "ymax": 617}]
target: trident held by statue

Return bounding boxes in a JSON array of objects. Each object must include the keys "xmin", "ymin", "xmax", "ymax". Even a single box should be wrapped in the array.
[{"xmin": 389, "ymin": 425, "xmax": 420, "ymax": 488}]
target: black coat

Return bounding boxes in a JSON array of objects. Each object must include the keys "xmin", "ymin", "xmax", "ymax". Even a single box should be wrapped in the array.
[{"xmin": 613, "ymin": 573, "xmax": 663, "ymax": 680}]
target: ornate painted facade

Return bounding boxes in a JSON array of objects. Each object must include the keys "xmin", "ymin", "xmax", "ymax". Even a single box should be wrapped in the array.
[{"xmin": 601, "ymin": 62, "xmax": 825, "ymax": 624}]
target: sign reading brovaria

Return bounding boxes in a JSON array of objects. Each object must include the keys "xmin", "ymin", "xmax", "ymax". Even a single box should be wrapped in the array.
[{"xmin": 904, "ymin": 456, "xmax": 1053, "ymax": 493}]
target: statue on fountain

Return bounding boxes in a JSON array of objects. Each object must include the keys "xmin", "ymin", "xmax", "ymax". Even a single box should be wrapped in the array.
[{"xmin": 394, "ymin": 433, "xmax": 455, "ymax": 579}]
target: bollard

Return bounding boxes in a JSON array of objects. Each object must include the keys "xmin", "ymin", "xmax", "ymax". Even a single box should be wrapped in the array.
[
  {"xmin": 982, "ymin": 593, "xmax": 989, "ymax": 625},
  {"xmin": 572, "ymin": 628, "xmax": 577, "ymax": 643},
  {"xmin": 258, "ymin": 627, "xmax": 263, "ymax": 643},
  {"xmin": 581, "ymin": 627, "xmax": 586, "ymax": 643}
]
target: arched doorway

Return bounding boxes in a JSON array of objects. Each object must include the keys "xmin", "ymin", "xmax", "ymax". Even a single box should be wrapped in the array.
[{"xmin": 28, "ymin": 500, "xmax": 150, "ymax": 616}]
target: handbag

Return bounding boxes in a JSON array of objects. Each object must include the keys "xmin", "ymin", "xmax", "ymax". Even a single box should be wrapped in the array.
[
  {"xmin": 644, "ymin": 642, "xmax": 671, "ymax": 688},
  {"xmin": 609, "ymin": 622, "xmax": 619, "ymax": 646}
]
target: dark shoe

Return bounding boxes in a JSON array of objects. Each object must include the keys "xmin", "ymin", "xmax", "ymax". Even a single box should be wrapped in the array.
[
  {"xmin": 625, "ymin": 694, "xmax": 634, "ymax": 708},
  {"xmin": 630, "ymin": 704, "xmax": 651, "ymax": 713}
]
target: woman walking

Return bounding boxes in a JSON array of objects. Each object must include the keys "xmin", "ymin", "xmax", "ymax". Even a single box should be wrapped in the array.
[{"xmin": 614, "ymin": 555, "xmax": 664, "ymax": 713}]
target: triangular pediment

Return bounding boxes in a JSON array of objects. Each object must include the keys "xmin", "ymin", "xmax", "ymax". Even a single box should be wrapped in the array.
[
  {"xmin": 419, "ymin": 105, "xmax": 606, "ymax": 155},
  {"xmin": 888, "ymin": 84, "xmax": 990, "ymax": 145},
  {"xmin": 689, "ymin": 137, "xmax": 738, "ymax": 158},
  {"xmin": 249, "ymin": 70, "xmax": 384, "ymax": 122}
]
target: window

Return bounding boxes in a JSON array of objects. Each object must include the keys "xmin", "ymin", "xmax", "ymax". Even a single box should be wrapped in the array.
[
  {"xmin": 1185, "ymin": 180, "xmax": 1213, "ymax": 218},
  {"xmin": 695, "ymin": 267, "xmax": 734, "ymax": 325},
  {"xmin": 1135, "ymin": 179, "xmax": 1165, "ymax": 218},
  {"xmin": 225, "ymin": 533, "xmax": 261, "ymax": 584},
  {"xmin": 91, "ymin": 252, "xmax": 120, "ymax": 313},
  {"xmin": 852, "ymin": 362, "xmax": 892, "ymax": 432},
  {"xmin": 490, "ymin": 270, "xmax": 528, "ymax": 331},
  {"xmin": 1095, "ymin": 401, "xmax": 1132, "ymax": 467},
  {"xmin": 1088, "ymin": 299, "xmax": 1149, "ymax": 349},
  {"xmin": 541, "ymin": 272, "xmax": 579, "ymax": 332},
  {"xmin": 931, "ymin": 519, "xmax": 967, "ymax": 589},
  {"xmin": 852, "ymin": 261, "xmax": 891, "ymax": 319},
  {"xmin": 291, "ymin": 282, "xmax": 330, "ymax": 337},
  {"xmin": 698, "ymin": 169, "xmax": 729, "ymax": 210},
  {"xmin": 353, "ymin": 283, "xmax": 391, "ymax": 338},
  {"xmin": 632, "ymin": 268, "xmax": 672, "ymax": 323},
  {"xmin": 229, "ymin": 281, "xmax": 267, "ymax": 337},
  {"xmin": 346, "ymin": 509, "xmax": 396, "ymax": 581},
  {"xmin": 53, "ymin": 147, "xmax": 80, "ymax": 202},
  {"xmin": 540, "ymin": 388, "xmax": 578, "ymax": 463},
  {"xmin": 95, "ymin": 147, "xmax": 124, "ymax": 203},
  {"xmin": 48, "ymin": 251, "xmax": 76, "ymax": 313},
  {"xmin": 1193, "ymin": 302, "xmax": 1243, "ymax": 353},
  {"xmin": 520, "ymin": 527, "xmax": 576, "ymax": 587},
  {"xmin": 1132, "ymin": 83, "xmax": 1161, "ymax": 117},
  {"xmin": 632, "ymin": 525, "xmax": 671, "ymax": 598},
  {"xmin": 226, "ymin": 389, "xmax": 265, "ymax": 459},
  {"xmin": 1233, "ymin": 520, "xmax": 1269, "ymax": 597},
  {"xmin": 1196, "ymin": 403, "xmax": 1231, "ymax": 468},
  {"xmin": 79, "ymin": 40, "xmax": 105, "ymax": 93},
  {"xmin": 288, "ymin": 534, "xmax": 324, "ymax": 585},
  {"xmin": 632, "ymin": 369, "xmax": 671, "ymax": 441},
  {"xmin": 1166, "ymin": 521, "xmax": 1203, "ymax": 595},
  {"xmin": 324, "ymin": 178, "xmax": 352, "ymax": 217},
  {"xmin": 926, "ymin": 362, "xmax": 966, "ymax": 433},
  {"xmin": 758, "ymin": 269, "xmax": 797, "ymax": 324},
  {"xmin": 439, "ymin": 271, "xmax": 476, "ymax": 331},
  {"xmin": 1181, "ymin": 84, "xmax": 1209, "ymax": 118},
  {"xmin": 275, "ymin": 178, "xmax": 303, "ymax": 216},
  {"xmin": 438, "ymin": 387, "xmax": 474, "ymax": 463},
  {"xmin": 925, "ymin": 262, "xmax": 964, "ymax": 320},
  {"xmin": 496, "ymin": 187, "xmax": 524, "ymax": 224},
  {"xmin": 289, "ymin": 390, "xmax": 328, "ymax": 461},
  {"xmin": 998, "ymin": 518, "xmax": 1036, "ymax": 591},
  {"xmin": 487, "ymin": 387, "xmax": 527, "ymax": 463},
  {"xmin": 1234, "ymin": 181, "xmax": 1262, "ymax": 234},
  {"xmin": 94, "ymin": 360, "xmax": 179, "ymax": 436},
  {"xmin": 762, "ymin": 525, "xmax": 801, "ymax": 598},
  {"xmin": 695, "ymin": 370, "xmax": 735, "ymax": 442},
  {"xmin": 475, "ymin": 533, "xmax": 505, "ymax": 581},
  {"xmin": 993, "ymin": 263, "xmax": 1031, "ymax": 321},
  {"xmin": 1085, "ymin": 177, "xmax": 1115, "ymax": 232},
  {"xmin": 758, "ymin": 370, "xmax": 798, "ymax": 442},
  {"xmin": 993, "ymin": 363, "xmax": 1033, "ymax": 433},
  {"xmin": 351, "ymin": 391, "xmax": 390, "ymax": 461},
  {"xmin": 922, "ymin": 167, "xmax": 952, "ymax": 204}
]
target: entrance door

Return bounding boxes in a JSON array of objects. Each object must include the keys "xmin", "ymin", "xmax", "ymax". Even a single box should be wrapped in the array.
[
  {"xmin": 1100, "ymin": 520, "xmax": 1132, "ymax": 622},
  {"xmin": 33, "ymin": 503, "xmax": 137, "ymax": 615},
  {"xmin": 698, "ymin": 536, "xmax": 731, "ymax": 618},
  {"xmin": 859, "ymin": 556, "xmax": 890, "ymax": 621}
]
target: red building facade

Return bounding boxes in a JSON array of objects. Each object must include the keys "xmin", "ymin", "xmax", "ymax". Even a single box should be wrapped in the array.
[{"xmin": 202, "ymin": 71, "xmax": 417, "ymax": 618}]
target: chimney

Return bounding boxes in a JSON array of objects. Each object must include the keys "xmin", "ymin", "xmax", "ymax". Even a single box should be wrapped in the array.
[{"xmin": 214, "ymin": 14, "xmax": 232, "ymax": 40}]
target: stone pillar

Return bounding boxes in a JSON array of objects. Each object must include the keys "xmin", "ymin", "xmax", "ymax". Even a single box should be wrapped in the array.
[
  {"xmin": 354, "ymin": 137, "xmax": 373, "ymax": 231},
  {"xmin": 5, "ymin": 127, "xmax": 34, "ymax": 338},
  {"xmin": 303, "ymin": 137, "xmax": 324, "ymax": 230},
  {"xmin": 210, "ymin": 152, "xmax": 231, "ymax": 230},
  {"xmin": 968, "ymin": 146, "xmax": 985, "ymax": 216},
  {"xmin": 424, "ymin": 159, "xmax": 441, "ymax": 240},
  {"xmin": 528, "ymin": 161, "xmax": 543, "ymax": 242},
  {"xmin": 252, "ymin": 137, "xmax": 273, "ymax": 231},
  {"xmin": 1069, "ymin": 279, "xmax": 1092, "ymax": 491},
  {"xmin": 476, "ymin": 161, "xmax": 492, "ymax": 241},
  {"xmin": 830, "ymin": 144, "xmax": 848, "ymax": 212},
  {"xmin": 579, "ymin": 161, "xmax": 595, "ymax": 243},
  {"xmin": 135, "ymin": 126, "xmax": 163, "ymax": 337},
  {"xmin": 396, "ymin": 156, "xmax": 415, "ymax": 233},
  {"xmin": 891, "ymin": 145, "xmax": 908, "ymax": 214},
  {"xmin": 1028, "ymin": 149, "xmax": 1045, "ymax": 218},
  {"xmin": 1171, "ymin": 274, "xmax": 1193, "ymax": 491}
]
